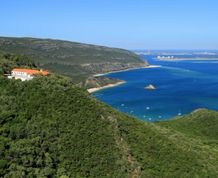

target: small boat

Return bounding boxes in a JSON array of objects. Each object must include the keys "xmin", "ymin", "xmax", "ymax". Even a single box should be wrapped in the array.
[{"xmin": 145, "ymin": 84, "xmax": 156, "ymax": 90}]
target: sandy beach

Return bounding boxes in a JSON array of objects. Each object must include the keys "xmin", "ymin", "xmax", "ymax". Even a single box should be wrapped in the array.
[
  {"xmin": 94, "ymin": 65, "xmax": 161, "ymax": 77},
  {"xmin": 87, "ymin": 81, "xmax": 126, "ymax": 93}
]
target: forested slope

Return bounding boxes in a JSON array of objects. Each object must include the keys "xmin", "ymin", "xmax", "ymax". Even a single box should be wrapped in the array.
[
  {"xmin": 0, "ymin": 37, "xmax": 147, "ymax": 80},
  {"xmin": 1, "ymin": 75, "xmax": 218, "ymax": 177},
  {"xmin": 1, "ymin": 54, "xmax": 218, "ymax": 177}
]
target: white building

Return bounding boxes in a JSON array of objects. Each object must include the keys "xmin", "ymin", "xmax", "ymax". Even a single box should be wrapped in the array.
[{"xmin": 8, "ymin": 68, "xmax": 49, "ymax": 81}]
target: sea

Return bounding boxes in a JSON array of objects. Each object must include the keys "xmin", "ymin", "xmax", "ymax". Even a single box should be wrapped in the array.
[{"xmin": 93, "ymin": 55, "xmax": 218, "ymax": 121}]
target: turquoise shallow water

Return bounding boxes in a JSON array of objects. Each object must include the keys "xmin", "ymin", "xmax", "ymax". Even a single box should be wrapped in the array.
[{"xmin": 93, "ymin": 56, "xmax": 218, "ymax": 121}]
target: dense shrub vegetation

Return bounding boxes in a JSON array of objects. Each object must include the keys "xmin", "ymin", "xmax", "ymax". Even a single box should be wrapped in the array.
[
  {"xmin": 118, "ymin": 115, "xmax": 218, "ymax": 177},
  {"xmin": 1, "ymin": 75, "xmax": 218, "ymax": 177},
  {"xmin": 0, "ymin": 76, "xmax": 130, "ymax": 177},
  {"xmin": 0, "ymin": 53, "xmax": 37, "ymax": 74},
  {"xmin": 1, "ymin": 54, "xmax": 218, "ymax": 177},
  {"xmin": 158, "ymin": 109, "xmax": 218, "ymax": 147}
]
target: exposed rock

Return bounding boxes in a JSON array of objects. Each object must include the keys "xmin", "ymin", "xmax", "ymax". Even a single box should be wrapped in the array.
[{"xmin": 145, "ymin": 84, "xmax": 156, "ymax": 90}]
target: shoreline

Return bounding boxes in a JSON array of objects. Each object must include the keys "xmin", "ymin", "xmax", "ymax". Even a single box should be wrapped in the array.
[
  {"xmin": 93, "ymin": 65, "xmax": 161, "ymax": 77},
  {"xmin": 88, "ymin": 65, "xmax": 160, "ymax": 93},
  {"xmin": 87, "ymin": 81, "xmax": 126, "ymax": 93}
]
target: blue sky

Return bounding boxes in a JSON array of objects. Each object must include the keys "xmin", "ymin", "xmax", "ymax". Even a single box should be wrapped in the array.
[{"xmin": 0, "ymin": 0, "xmax": 218, "ymax": 49}]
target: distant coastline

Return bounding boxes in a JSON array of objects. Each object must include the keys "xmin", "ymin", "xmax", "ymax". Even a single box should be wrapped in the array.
[{"xmin": 156, "ymin": 57, "xmax": 218, "ymax": 61}]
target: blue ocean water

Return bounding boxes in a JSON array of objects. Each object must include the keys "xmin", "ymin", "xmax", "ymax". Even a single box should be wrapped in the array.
[{"xmin": 93, "ymin": 56, "xmax": 218, "ymax": 121}]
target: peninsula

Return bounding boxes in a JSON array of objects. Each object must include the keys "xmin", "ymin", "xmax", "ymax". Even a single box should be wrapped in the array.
[
  {"xmin": 0, "ymin": 37, "xmax": 148, "ymax": 79},
  {"xmin": 0, "ymin": 36, "xmax": 149, "ymax": 91}
]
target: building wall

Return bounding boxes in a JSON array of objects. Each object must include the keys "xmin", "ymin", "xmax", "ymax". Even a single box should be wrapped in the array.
[{"xmin": 9, "ymin": 71, "xmax": 34, "ymax": 81}]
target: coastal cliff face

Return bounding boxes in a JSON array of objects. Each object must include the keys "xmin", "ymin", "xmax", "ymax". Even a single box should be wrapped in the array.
[{"xmin": 0, "ymin": 37, "xmax": 148, "ymax": 80}]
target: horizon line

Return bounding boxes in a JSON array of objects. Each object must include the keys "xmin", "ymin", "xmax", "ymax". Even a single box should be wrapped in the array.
[{"xmin": 0, "ymin": 35, "xmax": 217, "ymax": 51}]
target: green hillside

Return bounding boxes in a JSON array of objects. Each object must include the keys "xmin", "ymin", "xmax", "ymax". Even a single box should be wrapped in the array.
[
  {"xmin": 119, "ymin": 114, "xmax": 218, "ymax": 177},
  {"xmin": 1, "ymin": 68, "xmax": 218, "ymax": 177},
  {"xmin": 158, "ymin": 109, "xmax": 218, "ymax": 147},
  {"xmin": 1, "ymin": 53, "xmax": 218, "ymax": 178},
  {"xmin": 0, "ymin": 37, "xmax": 147, "ymax": 80}
]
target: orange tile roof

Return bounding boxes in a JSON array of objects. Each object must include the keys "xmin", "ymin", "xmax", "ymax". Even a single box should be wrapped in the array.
[{"xmin": 12, "ymin": 68, "xmax": 49, "ymax": 76}]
